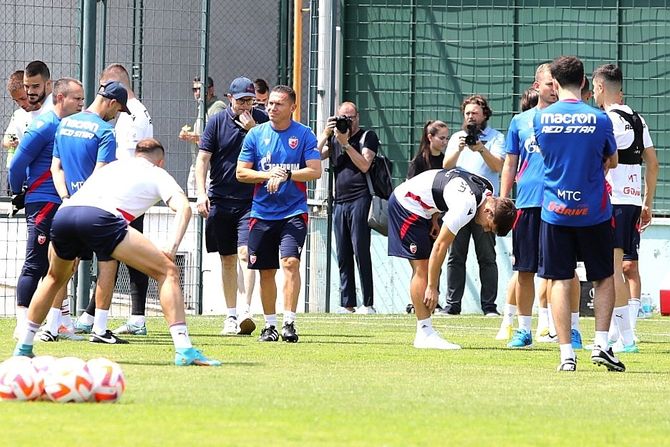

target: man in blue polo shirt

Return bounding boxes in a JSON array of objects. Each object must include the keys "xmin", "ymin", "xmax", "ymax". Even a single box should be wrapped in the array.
[
  {"xmin": 52, "ymin": 80, "xmax": 130, "ymax": 345},
  {"xmin": 196, "ymin": 76, "xmax": 268, "ymax": 336},
  {"xmin": 237, "ymin": 85, "xmax": 321, "ymax": 343},
  {"xmin": 534, "ymin": 55, "xmax": 621, "ymax": 372},
  {"xmin": 9, "ymin": 77, "xmax": 84, "ymax": 341}
]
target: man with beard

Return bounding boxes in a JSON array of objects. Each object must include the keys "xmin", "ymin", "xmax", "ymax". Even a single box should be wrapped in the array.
[
  {"xmin": 23, "ymin": 60, "xmax": 54, "ymax": 116},
  {"xmin": 443, "ymin": 95, "xmax": 505, "ymax": 316}
]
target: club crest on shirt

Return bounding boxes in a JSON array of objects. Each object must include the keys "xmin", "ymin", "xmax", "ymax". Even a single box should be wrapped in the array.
[
  {"xmin": 288, "ymin": 136, "xmax": 299, "ymax": 149},
  {"xmin": 37, "ymin": 234, "xmax": 47, "ymax": 245},
  {"xmin": 409, "ymin": 243, "xmax": 417, "ymax": 254},
  {"xmin": 249, "ymin": 254, "xmax": 257, "ymax": 265}
]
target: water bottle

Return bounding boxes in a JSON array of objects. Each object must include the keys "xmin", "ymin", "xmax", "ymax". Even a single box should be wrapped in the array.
[{"xmin": 641, "ymin": 293, "xmax": 653, "ymax": 318}]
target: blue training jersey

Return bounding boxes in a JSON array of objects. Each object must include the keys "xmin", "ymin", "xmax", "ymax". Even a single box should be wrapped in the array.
[
  {"xmin": 53, "ymin": 111, "xmax": 117, "ymax": 195},
  {"xmin": 534, "ymin": 99, "xmax": 617, "ymax": 226},
  {"xmin": 239, "ymin": 120, "xmax": 320, "ymax": 220},
  {"xmin": 199, "ymin": 107, "xmax": 268, "ymax": 203},
  {"xmin": 504, "ymin": 107, "xmax": 544, "ymax": 208},
  {"xmin": 8, "ymin": 110, "xmax": 61, "ymax": 204}
]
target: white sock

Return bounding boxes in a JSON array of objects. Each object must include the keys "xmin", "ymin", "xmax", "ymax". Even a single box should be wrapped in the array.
[
  {"xmin": 241, "ymin": 303, "xmax": 251, "ymax": 315},
  {"xmin": 594, "ymin": 330, "xmax": 609, "ymax": 350},
  {"xmin": 264, "ymin": 314, "xmax": 277, "ymax": 328},
  {"xmin": 92, "ymin": 309, "xmax": 109, "ymax": 335},
  {"xmin": 283, "ymin": 311, "xmax": 296, "ymax": 326},
  {"xmin": 128, "ymin": 315, "xmax": 146, "ymax": 326},
  {"xmin": 46, "ymin": 307, "xmax": 61, "ymax": 335},
  {"xmin": 571, "ymin": 312, "xmax": 580, "ymax": 331},
  {"xmin": 503, "ymin": 304, "xmax": 517, "ymax": 326},
  {"xmin": 608, "ymin": 313, "xmax": 619, "ymax": 343},
  {"xmin": 79, "ymin": 312, "xmax": 94, "ymax": 325},
  {"xmin": 613, "ymin": 305, "xmax": 634, "ymax": 346},
  {"xmin": 518, "ymin": 315, "xmax": 532, "ymax": 332},
  {"xmin": 417, "ymin": 318, "xmax": 433, "ymax": 336},
  {"xmin": 60, "ymin": 299, "xmax": 73, "ymax": 328},
  {"xmin": 559, "ymin": 343, "xmax": 575, "ymax": 362},
  {"xmin": 547, "ymin": 304, "xmax": 556, "ymax": 335},
  {"xmin": 18, "ymin": 321, "xmax": 40, "ymax": 346},
  {"xmin": 169, "ymin": 323, "xmax": 193, "ymax": 349},
  {"xmin": 537, "ymin": 307, "xmax": 549, "ymax": 331},
  {"xmin": 227, "ymin": 307, "xmax": 237, "ymax": 319},
  {"xmin": 629, "ymin": 299, "xmax": 640, "ymax": 330}
]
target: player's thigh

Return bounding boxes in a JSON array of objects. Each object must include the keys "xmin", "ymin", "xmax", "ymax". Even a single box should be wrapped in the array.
[{"xmin": 111, "ymin": 227, "xmax": 172, "ymax": 280}]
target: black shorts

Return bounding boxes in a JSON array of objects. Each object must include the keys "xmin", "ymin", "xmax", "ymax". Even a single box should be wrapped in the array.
[
  {"xmin": 247, "ymin": 214, "xmax": 308, "ymax": 270},
  {"xmin": 23, "ymin": 201, "xmax": 59, "ymax": 276},
  {"xmin": 538, "ymin": 219, "xmax": 614, "ymax": 281},
  {"xmin": 613, "ymin": 204, "xmax": 641, "ymax": 261},
  {"xmin": 512, "ymin": 207, "xmax": 540, "ymax": 273},
  {"xmin": 205, "ymin": 202, "xmax": 251, "ymax": 256},
  {"xmin": 50, "ymin": 206, "xmax": 127, "ymax": 262},
  {"xmin": 387, "ymin": 193, "xmax": 433, "ymax": 260}
]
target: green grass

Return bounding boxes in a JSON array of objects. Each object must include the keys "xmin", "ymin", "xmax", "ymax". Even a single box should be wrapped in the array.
[{"xmin": 2, "ymin": 314, "xmax": 670, "ymax": 446}]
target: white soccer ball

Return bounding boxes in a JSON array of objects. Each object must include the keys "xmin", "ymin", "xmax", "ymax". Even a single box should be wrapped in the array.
[
  {"xmin": 31, "ymin": 355, "xmax": 57, "ymax": 399},
  {"xmin": 86, "ymin": 358, "xmax": 126, "ymax": 403},
  {"xmin": 0, "ymin": 357, "xmax": 42, "ymax": 401},
  {"xmin": 43, "ymin": 357, "xmax": 94, "ymax": 403}
]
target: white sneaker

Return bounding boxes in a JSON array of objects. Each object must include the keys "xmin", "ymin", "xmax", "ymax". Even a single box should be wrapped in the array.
[
  {"xmin": 58, "ymin": 325, "xmax": 84, "ymax": 341},
  {"xmin": 355, "ymin": 306, "xmax": 377, "ymax": 315},
  {"xmin": 537, "ymin": 332, "xmax": 558, "ymax": 343},
  {"xmin": 413, "ymin": 331, "xmax": 461, "ymax": 350},
  {"xmin": 495, "ymin": 323, "xmax": 513, "ymax": 341},
  {"xmin": 220, "ymin": 316, "xmax": 239, "ymax": 336},
  {"xmin": 535, "ymin": 326, "xmax": 550, "ymax": 340}
]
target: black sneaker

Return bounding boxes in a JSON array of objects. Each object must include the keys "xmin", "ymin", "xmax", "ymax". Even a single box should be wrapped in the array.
[
  {"xmin": 258, "ymin": 325, "xmax": 279, "ymax": 342},
  {"xmin": 38, "ymin": 330, "xmax": 59, "ymax": 342},
  {"xmin": 557, "ymin": 358, "xmax": 577, "ymax": 372},
  {"xmin": 591, "ymin": 346, "xmax": 625, "ymax": 372},
  {"xmin": 281, "ymin": 322, "xmax": 299, "ymax": 343},
  {"xmin": 89, "ymin": 330, "xmax": 129, "ymax": 345}
]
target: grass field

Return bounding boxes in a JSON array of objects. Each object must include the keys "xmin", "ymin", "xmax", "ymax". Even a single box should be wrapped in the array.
[{"xmin": 1, "ymin": 314, "xmax": 670, "ymax": 446}]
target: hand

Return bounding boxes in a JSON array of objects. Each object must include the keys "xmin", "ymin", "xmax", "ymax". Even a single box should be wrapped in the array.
[
  {"xmin": 640, "ymin": 206, "xmax": 652, "ymax": 231},
  {"xmin": 11, "ymin": 190, "xmax": 26, "ymax": 217},
  {"xmin": 266, "ymin": 176, "xmax": 284, "ymax": 194},
  {"xmin": 468, "ymin": 141, "xmax": 484, "ymax": 153},
  {"xmin": 458, "ymin": 136, "xmax": 466, "ymax": 152},
  {"xmin": 8, "ymin": 136, "xmax": 19, "ymax": 149},
  {"xmin": 162, "ymin": 246, "xmax": 177, "ymax": 262},
  {"xmin": 196, "ymin": 193, "xmax": 210, "ymax": 218},
  {"xmin": 429, "ymin": 220, "xmax": 440, "ymax": 240},
  {"xmin": 423, "ymin": 287, "xmax": 439, "ymax": 309},
  {"xmin": 236, "ymin": 111, "xmax": 256, "ymax": 131},
  {"xmin": 334, "ymin": 128, "xmax": 350, "ymax": 147},
  {"xmin": 323, "ymin": 116, "xmax": 337, "ymax": 138}
]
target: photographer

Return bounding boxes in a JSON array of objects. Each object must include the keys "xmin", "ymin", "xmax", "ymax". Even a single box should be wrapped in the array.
[
  {"xmin": 318, "ymin": 102, "xmax": 379, "ymax": 314},
  {"xmin": 442, "ymin": 95, "xmax": 505, "ymax": 316}
]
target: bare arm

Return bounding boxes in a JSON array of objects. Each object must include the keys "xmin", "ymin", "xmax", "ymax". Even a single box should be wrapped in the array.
[
  {"xmin": 424, "ymin": 222, "xmax": 456, "ymax": 307},
  {"xmin": 195, "ymin": 150, "xmax": 212, "ymax": 217},
  {"xmin": 164, "ymin": 192, "xmax": 193, "ymax": 260},
  {"xmin": 499, "ymin": 153, "xmax": 519, "ymax": 199},
  {"xmin": 236, "ymin": 160, "xmax": 274, "ymax": 184},
  {"xmin": 317, "ymin": 118, "xmax": 335, "ymax": 160},
  {"xmin": 50, "ymin": 157, "xmax": 70, "ymax": 199},
  {"xmin": 641, "ymin": 146, "xmax": 659, "ymax": 229},
  {"xmin": 335, "ymin": 129, "xmax": 375, "ymax": 173}
]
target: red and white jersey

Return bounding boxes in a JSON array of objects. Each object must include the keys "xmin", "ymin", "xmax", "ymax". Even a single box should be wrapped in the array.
[
  {"xmin": 605, "ymin": 104, "xmax": 653, "ymax": 206},
  {"xmin": 115, "ymin": 97, "xmax": 154, "ymax": 159},
  {"xmin": 393, "ymin": 169, "xmax": 481, "ymax": 235},
  {"xmin": 62, "ymin": 156, "xmax": 184, "ymax": 222}
]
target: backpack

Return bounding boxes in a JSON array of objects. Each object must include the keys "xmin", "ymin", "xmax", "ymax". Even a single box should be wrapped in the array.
[{"xmin": 361, "ymin": 131, "xmax": 394, "ymax": 200}]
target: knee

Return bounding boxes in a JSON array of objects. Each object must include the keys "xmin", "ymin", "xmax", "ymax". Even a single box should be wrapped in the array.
[
  {"xmin": 221, "ymin": 254, "xmax": 237, "ymax": 271},
  {"xmin": 622, "ymin": 261, "xmax": 637, "ymax": 278},
  {"xmin": 237, "ymin": 246, "xmax": 249, "ymax": 263},
  {"xmin": 163, "ymin": 262, "xmax": 180, "ymax": 283},
  {"xmin": 281, "ymin": 257, "xmax": 300, "ymax": 273}
]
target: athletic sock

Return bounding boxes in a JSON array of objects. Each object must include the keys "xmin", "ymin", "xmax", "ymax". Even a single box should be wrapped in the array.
[
  {"xmin": 571, "ymin": 312, "xmax": 580, "ymax": 331},
  {"xmin": 241, "ymin": 303, "xmax": 251, "ymax": 315},
  {"xmin": 128, "ymin": 314, "xmax": 146, "ymax": 326},
  {"xmin": 503, "ymin": 304, "xmax": 517, "ymax": 326},
  {"xmin": 417, "ymin": 318, "xmax": 434, "ymax": 336},
  {"xmin": 16, "ymin": 306, "xmax": 28, "ymax": 328},
  {"xmin": 518, "ymin": 315, "xmax": 532, "ymax": 332},
  {"xmin": 594, "ymin": 331, "xmax": 609, "ymax": 350},
  {"xmin": 559, "ymin": 343, "xmax": 575, "ymax": 363},
  {"xmin": 92, "ymin": 309, "xmax": 109, "ymax": 336},
  {"xmin": 547, "ymin": 304, "xmax": 556, "ymax": 335},
  {"xmin": 78, "ymin": 312, "xmax": 94, "ymax": 326},
  {"xmin": 537, "ymin": 307, "xmax": 549, "ymax": 331},
  {"xmin": 283, "ymin": 311, "xmax": 296, "ymax": 326},
  {"xmin": 226, "ymin": 307, "xmax": 237, "ymax": 319},
  {"xmin": 613, "ymin": 305, "xmax": 634, "ymax": 346},
  {"xmin": 264, "ymin": 314, "xmax": 277, "ymax": 328},
  {"xmin": 169, "ymin": 323, "xmax": 193, "ymax": 349},
  {"xmin": 628, "ymin": 298, "xmax": 640, "ymax": 331},
  {"xmin": 18, "ymin": 321, "xmax": 40, "ymax": 347},
  {"xmin": 45, "ymin": 307, "xmax": 61, "ymax": 335},
  {"xmin": 607, "ymin": 313, "xmax": 619, "ymax": 343},
  {"xmin": 60, "ymin": 299, "xmax": 74, "ymax": 329}
]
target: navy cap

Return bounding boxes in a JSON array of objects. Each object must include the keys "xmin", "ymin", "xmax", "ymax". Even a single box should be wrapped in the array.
[
  {"xmin": 229, "ymin": 77, "xmax": 256, "ymax": 99},
  {"xmin": 98, "ymin": 81, "xmax": 130, "ymax": 114}
]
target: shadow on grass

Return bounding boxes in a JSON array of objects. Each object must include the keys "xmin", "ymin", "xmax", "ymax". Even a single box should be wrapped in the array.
[{"xmin": 118, "ymin": 360, "xmax": 264, "ymax": 367}]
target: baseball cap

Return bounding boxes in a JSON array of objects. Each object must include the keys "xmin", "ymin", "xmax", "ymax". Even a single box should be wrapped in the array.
[
  {"xmin": 229, "ymin": 77, "xmax": 256, "ymax": 99},
  {"xmin": 98, "ymin": 80, "xmax": 130, "ymax": 114}
]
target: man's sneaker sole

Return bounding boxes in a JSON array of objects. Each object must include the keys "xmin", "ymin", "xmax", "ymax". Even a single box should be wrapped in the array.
[{"xmin": 90, "ymin": 330, "xmax": 130, "ymax": 345}]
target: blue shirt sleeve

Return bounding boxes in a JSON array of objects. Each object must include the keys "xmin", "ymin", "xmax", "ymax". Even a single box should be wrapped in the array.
[
  {"xmin": 302, "ymin": 129, "xmax": 320, "ymax": 161},
  {"xmin": 97, "ymin": 129, "xmax": 118, "ymax": 163},
  {"xmin": 8, "ymin": 123, "xmax": 49, "ymax": 193},
  {"xmin": 239, "ymin": 127, "xmax": 257, "ymax": 163},
  {"xmin": 505, "ymin": 117, "xmax": 520, "ymax": 155},
  {"xmin": 198, "ymin": 113, "xmax": 218, "ymax": 154}
]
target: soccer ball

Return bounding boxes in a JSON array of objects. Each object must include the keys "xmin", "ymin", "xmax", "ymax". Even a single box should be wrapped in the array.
[
  {"xmin": 0, "ymin": 357, "xmax": 42, "ymax": 401},
  {"xmin": 31, "ymin": 355, "xmax": 57, "ymax": 399},
  {"xmin": 43, "ymin": 357, "xmax": 94, "ymax": 403},
  {"xmin": 86, "ymin": 358, "xmax": 126, "ymax": 403}
]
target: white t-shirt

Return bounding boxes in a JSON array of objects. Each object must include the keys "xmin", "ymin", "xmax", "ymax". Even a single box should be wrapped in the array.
[
  {"xmin": 115, "ymin": 97, "xmax": 154, "ymax": 159},
  {"xmin": 604, "ymin": 104, "xmax": 654, "ymax": 206},
  {"xmin": 63, "ymin": 157, "xmax": 184, "ymax": 222},
  {"xmin": 37, "ymin": 94, "xmax": 54, "ymax": 116},
  {"xmin": 393, "ymin": 169, "xmax": 484, "ymax": 235},
  {"xmin": 3, "ymin": 108, "xmax": 36, "ymax": 167}
]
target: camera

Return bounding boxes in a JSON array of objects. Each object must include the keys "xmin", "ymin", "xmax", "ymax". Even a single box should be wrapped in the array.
[
  {"xmin": 334, "ymin": 115, "xmax": 352, "ymax": 133},
  {"xmin": 464, "ymin": 123, "xmax": 479, "ymax": 146}
]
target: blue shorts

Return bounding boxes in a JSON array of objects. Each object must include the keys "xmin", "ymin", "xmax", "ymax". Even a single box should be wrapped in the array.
[
  {"xmin": 23, "ymin": 201, "xmax": 59, "ymax": 277},
  {"xmin": 50, "ymin": 206, "xmax": 127, "ymax": 262},
  {"xmin": 247, "ymin": 214, "xmax": 307, "ymax": 270},
  {"xmin": 613, "ymin": 204, "xmax": 641, "ymax": 261},
  {"xmin": 512, "ymin": 207, "xmax": 540, "ymax": 273},
  {"xmin": 387, "ymin": 193, "xmax": 433, "ymax": 260},
  {"xmin": 538, "ymin": 219, "xmax": 614, "ymax": 281},
  {"xmin": 205, "ymin": 201, "xmax": 251, "ymax": 256}
]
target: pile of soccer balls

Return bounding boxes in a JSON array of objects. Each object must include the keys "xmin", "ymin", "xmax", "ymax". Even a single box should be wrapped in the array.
[{"xmin": 0, "ymin": 356, "xmax": 125, "ymax": 403}]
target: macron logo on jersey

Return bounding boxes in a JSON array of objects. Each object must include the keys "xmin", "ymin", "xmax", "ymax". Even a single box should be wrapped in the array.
[
  {"xmin": 540, "ymin": 112, "xmax": 597, "ymax": 135},
  {"xmin": 59, "ymin": 117, "xmax": 100, "ymax": 140}
]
